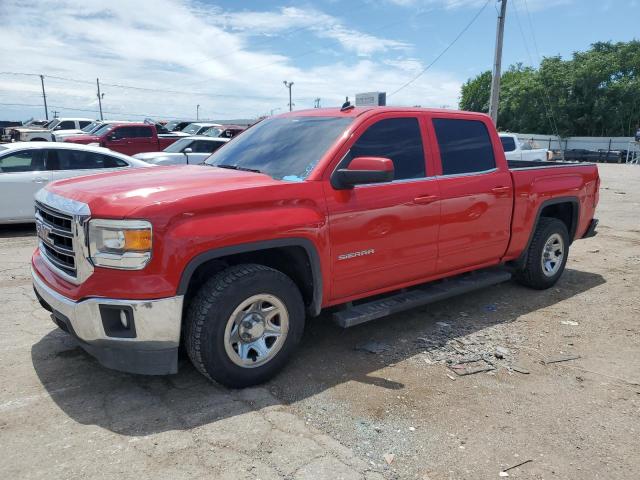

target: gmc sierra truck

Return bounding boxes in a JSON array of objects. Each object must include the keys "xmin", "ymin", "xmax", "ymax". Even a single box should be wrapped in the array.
[
  {"xmin": 63, "ymin": 123, "xmax": 179, "ymax": 155},
  {"xmin": 31, "ymin": 107, "xmax": 600, "ymax": 388}
]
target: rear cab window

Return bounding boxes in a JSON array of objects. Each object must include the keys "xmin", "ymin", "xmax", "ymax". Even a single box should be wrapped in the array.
[
  {"xmin": 433, "ymin": 118, "xmax": 496, "ymax": 175},
  {"xmin": 500, "ymin": 136, "xmax": 516, "ymax": 152}
]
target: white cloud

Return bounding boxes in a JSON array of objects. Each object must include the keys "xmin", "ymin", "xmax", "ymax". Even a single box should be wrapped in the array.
[
  {"xmin": 0, "ymin": 0, "xmax": 462, "ymax": 120},
  {"xmin": 386, "ymin": 0, "xmax": 572, "ymax": 11},
  {"xmin": 215, "ymin": 6, "xmax": 410, "ymax": 56}
]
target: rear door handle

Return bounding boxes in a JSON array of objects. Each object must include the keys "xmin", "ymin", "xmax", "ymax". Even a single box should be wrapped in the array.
[
  {"xmin": 414, "ymin": 194, "xmax": 439, "ymax": 205},
  {"xmin": 491, "ymin": 186, "xmax": 511, "ymax": 194}
]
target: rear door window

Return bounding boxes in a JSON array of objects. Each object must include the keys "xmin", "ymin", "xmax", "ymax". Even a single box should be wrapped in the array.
[
  {"xmin": 433, "ymin": 118, "xmax": 496, "ymax": 175},
  {"xmin": 135, "ymin": 127, "xmax": 153, "ymax": 138},
  {"xmin": 46, "ymin": 150, "xmax": 127, "ymax": 170}
]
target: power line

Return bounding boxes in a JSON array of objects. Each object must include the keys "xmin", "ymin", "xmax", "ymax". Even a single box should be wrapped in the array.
[
  {"xmin": 511, "ymin": 0, "xmax": 558, "ymax": 136},
  {"xmin": 521, "ymin": 0, "xmax": 561, "ymax": 137},
  {"xmin": 0, "ymin": 71, "xmax": 288, "ymax": 101},
  {"xmin": 0, "ymin": 102, "xmax": 238, "ymax": 120},
  {"xmin": 388, "ymin": 0, "xmax": 491, "ymax": 98},
  {"xmin": 181, "ymin": 7, "xmax": 442, "ymax": 88}
]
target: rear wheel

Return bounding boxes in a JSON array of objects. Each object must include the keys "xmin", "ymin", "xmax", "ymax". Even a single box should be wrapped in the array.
[
  {"xmin": 516, "ymin": 217, "xmax": 569, "ymax": 289},
  {"xmin": 184, "ymin": 264, "xmax": 305, "ymax": 388}
]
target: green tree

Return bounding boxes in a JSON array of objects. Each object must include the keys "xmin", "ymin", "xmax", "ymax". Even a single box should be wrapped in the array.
[{"xmin": 459, "ymin": 40, "xmax": 640, "ymax": 136}]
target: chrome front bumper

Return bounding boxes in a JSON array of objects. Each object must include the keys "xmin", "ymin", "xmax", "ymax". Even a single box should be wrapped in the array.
[{"xmin": 32, "ymin": 268, "xmax": 184, "ymax": 375}]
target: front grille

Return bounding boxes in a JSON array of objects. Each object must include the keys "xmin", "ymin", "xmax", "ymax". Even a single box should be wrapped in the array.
[{"xmin": 35, "ymin": 201, "xmax": 77, "ymax": 278}]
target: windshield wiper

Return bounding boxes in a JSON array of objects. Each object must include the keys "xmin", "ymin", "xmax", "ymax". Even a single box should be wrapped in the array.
[{"xmin": 214, "ymin": 164, "xmax": 262, "ymax": 173}]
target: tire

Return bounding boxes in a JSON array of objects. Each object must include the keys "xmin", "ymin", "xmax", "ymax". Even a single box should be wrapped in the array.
[
  {"xmin": 184, "ymin": 263, "xmax": 305, "ymax": 388},
  {"xmin": 516, "ymin": 217, "xmax": 570, "ymax": 289}
]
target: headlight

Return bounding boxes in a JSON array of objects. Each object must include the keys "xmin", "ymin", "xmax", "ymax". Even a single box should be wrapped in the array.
[{"xmin": 88, "ymin": 219, "xmax": 152, "ymax": 270}]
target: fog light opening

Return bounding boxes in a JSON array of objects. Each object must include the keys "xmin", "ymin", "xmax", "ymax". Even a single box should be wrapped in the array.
[{"xmin": 120, "ymin": 310, "xmax": 128, "ymax": 328}]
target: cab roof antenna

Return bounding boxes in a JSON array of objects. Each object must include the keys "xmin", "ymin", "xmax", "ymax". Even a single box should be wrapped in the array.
[{"xmin": 341, "ymin": 96, "xmax": 354, "ymax": 111}]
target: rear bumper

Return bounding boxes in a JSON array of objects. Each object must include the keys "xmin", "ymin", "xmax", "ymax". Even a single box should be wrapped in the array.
[
  {"xmin": 582, "ymin": 218, "xmax": 598, "ymax": 239},
  {"xmin": 32, "ymin": 268, "xmax": 183, "ymax": 375}
]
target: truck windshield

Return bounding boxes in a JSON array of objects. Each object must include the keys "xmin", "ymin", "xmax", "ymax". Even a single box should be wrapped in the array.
[
  {"xmin": 82, "ymin": 121, "xmax": 100, "ymax": 132},
  {"xmin": 164, "ymin": 138, "xmax": 192, "ymax": 153},
  {"xmin": 93, "ymin": 124, "xmax": 115, "ymax": 136},
  {"xmin": 205, "ymin": 116, "xmax": 353, "ymax": 181},
  {"xmin": 183, "ymin": 124, "xmax": 205, "ymax": 135},
  {"xmin": 204, "ymin": 127, "xmax": 223, "ymax": 138}
]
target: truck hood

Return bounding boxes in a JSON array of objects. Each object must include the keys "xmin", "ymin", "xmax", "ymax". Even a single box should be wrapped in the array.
[
  {"xmin": 13, "ymin": 127, "xmax": 49, "ymax": 133},
  {"xmin": 64, "ymin": 135, "xmax": 100, "ymax": 144},
  {"xmin": 45, "ymin": 165, "xmax": 281, "ymax": 218}
]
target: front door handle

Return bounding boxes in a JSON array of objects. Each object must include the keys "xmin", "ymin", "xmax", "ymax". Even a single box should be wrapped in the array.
[
  {"xmin": 491, "ymin": 186, "xmax": 511, "ymax": 194},
  {"xmin": 414, "ymin": 194, "xmax": 439, "ymax": 205},
  {"xmin": 32, "ymin": 177, "xmax": 48, "ymax": 184}
]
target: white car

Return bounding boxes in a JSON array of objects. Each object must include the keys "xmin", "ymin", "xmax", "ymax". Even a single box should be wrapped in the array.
[
  {"xmin": 499, "ymin": 133, "xmax": 552, "ymax": 162},
  {"xmin": 0, "ymin": 142, "xmax": 152, "ymax": 224},
  {"xmin": 133, "ymin": 136, "xmax": 229, "ymax": 165},
  {"xmin": 10, "ymin": 118, "xmax": 94, "ymax": 142}
]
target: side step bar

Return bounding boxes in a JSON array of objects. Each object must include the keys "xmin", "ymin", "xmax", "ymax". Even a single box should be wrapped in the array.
[{"xmin": 333, "ymin": 268, "xmax": 512, "ymax": 328}]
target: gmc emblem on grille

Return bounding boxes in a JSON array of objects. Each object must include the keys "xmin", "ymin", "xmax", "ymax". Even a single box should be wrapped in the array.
[{"xmin": 36, "ymin": 221, "xmax": 53, "ymax": 244}]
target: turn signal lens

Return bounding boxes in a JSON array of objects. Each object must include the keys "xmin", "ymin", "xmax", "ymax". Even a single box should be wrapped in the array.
[{"xmin": 124, "ymin": 229, "xmax": 152, "ymax": 251}]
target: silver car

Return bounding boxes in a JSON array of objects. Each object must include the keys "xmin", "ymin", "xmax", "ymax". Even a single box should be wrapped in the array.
[{"xmin": 133, "ymin": 136, "xmax": 229, "ymax": 165}]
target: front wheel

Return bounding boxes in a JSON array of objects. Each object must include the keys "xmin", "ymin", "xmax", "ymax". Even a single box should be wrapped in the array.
[
  {"xmin": 184, "ymin": 264, "xmax": 305, "ymax": 388},
  {"xmin": 515, "ymin": 217, "xmax": 570, "ymax": 289}
]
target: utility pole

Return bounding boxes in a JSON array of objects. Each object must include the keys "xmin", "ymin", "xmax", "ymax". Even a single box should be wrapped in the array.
[
  {"xmin": 314, "ymin": 98, "xmax": 321, "ymax": 108},
  {"xmin": 96, "ymin": 78, "xmax": 104, "ymax": 120},
  {"xmin": 40, "ymin": 75, "xmax": 48, "ymax": 120},
  {"xmin": 197, "ymin": 104, "xmax": 200, "ymax": 120},
  {"xmin": 283, "ymin": 80, "xmax": 294, "ymax": 111},
  {"xmin": 51, "ymin": 110, "xmax": 59, "ymax": 118},
  {"xmin": 488, "ymin": 0, "xmax": 508, "ymax": 125}
]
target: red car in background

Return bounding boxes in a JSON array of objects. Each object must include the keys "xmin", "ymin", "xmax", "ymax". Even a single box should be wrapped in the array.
[{"xmin": 64, "ymin": 123, "xmax": 179, "ymax": 155}]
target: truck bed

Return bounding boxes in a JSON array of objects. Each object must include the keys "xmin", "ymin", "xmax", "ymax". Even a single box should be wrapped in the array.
[
  {"xmin": 507, "ymin": 159, "xmax": 590, "ymax": 170},
  {"xmin": 504, "ymin": 159, "xmax": 600, "ymax": 262}
]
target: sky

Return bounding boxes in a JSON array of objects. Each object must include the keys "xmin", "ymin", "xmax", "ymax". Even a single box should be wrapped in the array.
[{"xmin": 0, "ymin": 0, "xmax": 637, "ymax": 121}]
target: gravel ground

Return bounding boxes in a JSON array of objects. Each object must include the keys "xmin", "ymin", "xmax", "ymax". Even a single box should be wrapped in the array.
[{"xmin": 1, "ymin": 163, "xmax": 638, "ymax": 479}]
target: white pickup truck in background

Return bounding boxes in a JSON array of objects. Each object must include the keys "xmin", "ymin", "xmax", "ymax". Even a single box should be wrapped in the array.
[
  {"xmin": 10, "ymin": 118, "xmax": 93, "ymax": 142},
  {"xmin": 499, "ymin": 133, "xmax": 552, "ymax": 161}
]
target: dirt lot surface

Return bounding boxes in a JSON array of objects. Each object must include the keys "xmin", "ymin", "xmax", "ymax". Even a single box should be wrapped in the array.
[{"xmin": 1, "ymin": 164, "xmax": 638, "ymax": 479}]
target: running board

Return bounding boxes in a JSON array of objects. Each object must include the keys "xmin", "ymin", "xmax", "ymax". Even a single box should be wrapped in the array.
[{"xmin": 333, "ymin": 269, "xmax": 512, "ymax": 328}]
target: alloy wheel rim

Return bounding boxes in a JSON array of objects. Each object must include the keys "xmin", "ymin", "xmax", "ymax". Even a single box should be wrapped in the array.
[
  {"xmin": 223, "ymin": 294, "xmax": 289, "ymax": 368},
  {"xmin": 541, "ymin": 233, "xmax": 564, "ymax": 277}
]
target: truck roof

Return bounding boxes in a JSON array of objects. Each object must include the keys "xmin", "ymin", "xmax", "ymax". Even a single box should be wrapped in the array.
[{"xmin": 280, "ymin": 106, "xmax": 491, "ymax": 119}]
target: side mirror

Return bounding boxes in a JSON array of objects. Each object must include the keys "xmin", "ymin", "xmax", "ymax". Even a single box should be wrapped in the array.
[
  {"xmin": 54, "ymin": 126, "xmax": 62, "ymax": 130},
  {"xmin": 106, "ymin": 134, "xmax": 115, "ymax": 141},
  {"xmin": 331, "ymin": 157, "xmax": 394, "ymax": 189},
  {"xmin": 183, "ymin": 147, "xmax": 193, "ymax": 154}
]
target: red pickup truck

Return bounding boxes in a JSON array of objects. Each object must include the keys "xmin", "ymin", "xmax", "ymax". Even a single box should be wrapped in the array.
[
  {"xmin": 63, "ymin": 123, "xmax": 178, "ymax": 155},
  {"xmin": 31, "ymin": 107, "xmax": 599, "ymax": 387}
]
